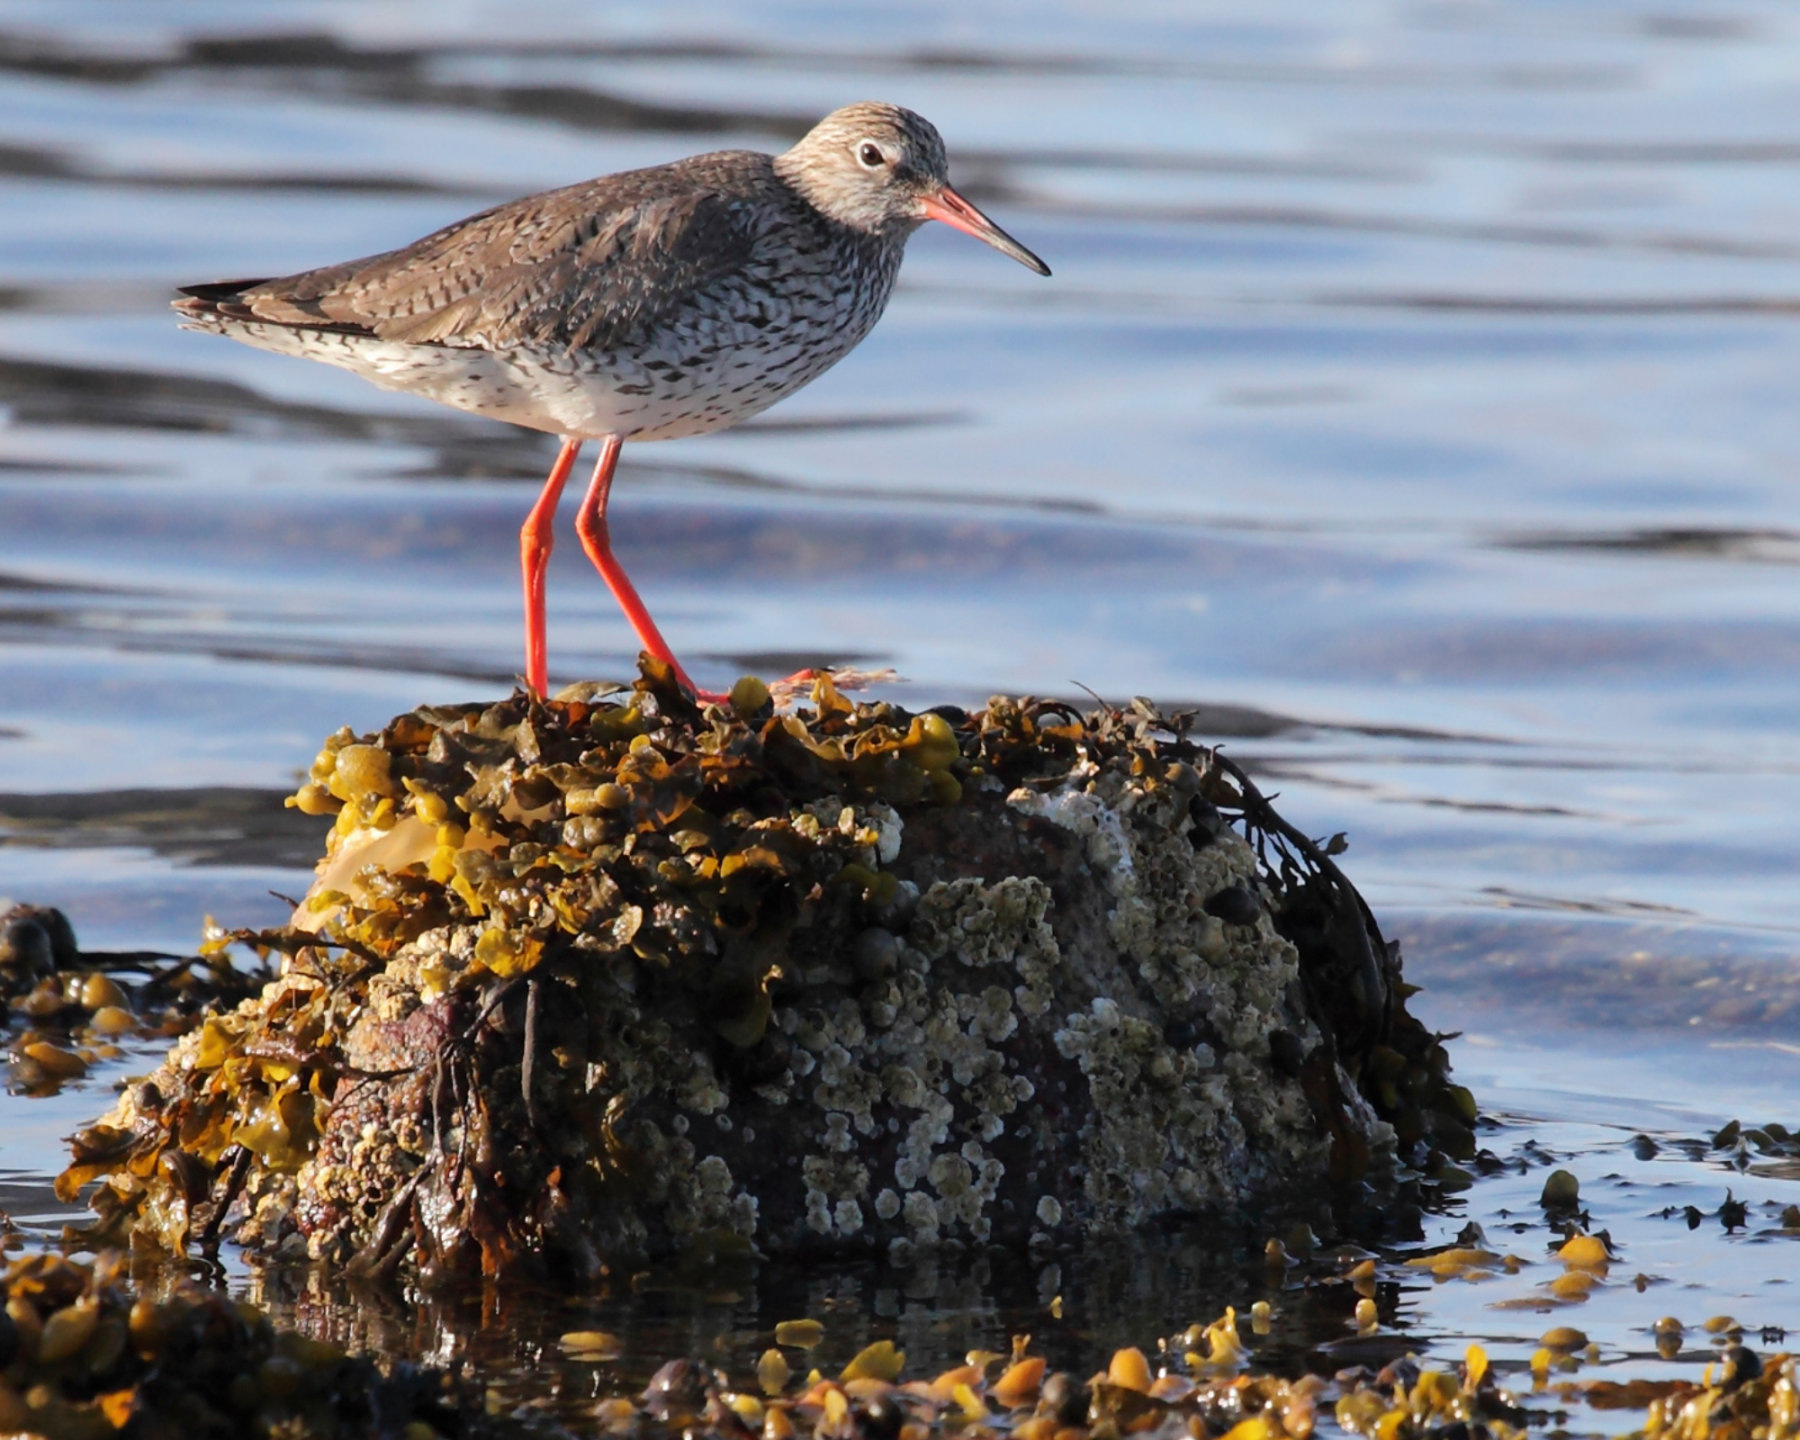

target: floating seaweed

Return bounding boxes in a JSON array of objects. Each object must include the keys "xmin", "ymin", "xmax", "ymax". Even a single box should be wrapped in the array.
[
  {"xmin": 6, "ymin": 1246, "xmax": 1793, "ymax": 1440},
  {"xmin": 58, "ymin": 660, "xmax": 1465, "ymax": 1280},
  {"xmin": 2, "ymin": 903, "xmax": 268, "ymax": 1096}
]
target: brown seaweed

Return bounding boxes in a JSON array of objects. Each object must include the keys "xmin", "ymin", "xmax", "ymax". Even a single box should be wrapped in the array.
[
  {"xmin": 0, "ymin": 1249, "xmax": 488, "ymax": 1439},
  {"xmin": 3, "ymin": 904, "xmax": 270, "ymax": 1097},
  {"xmin": 6, "ymin": 1247, "xmax": 1792, "ymax": 1440}
]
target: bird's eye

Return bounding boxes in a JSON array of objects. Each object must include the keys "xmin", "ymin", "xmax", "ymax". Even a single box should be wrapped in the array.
[{"xmin": 857, "ymin": 142, "xmax": 887, "ymax": 168}]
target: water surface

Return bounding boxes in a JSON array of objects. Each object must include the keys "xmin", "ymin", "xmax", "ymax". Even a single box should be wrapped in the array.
[{"xmin": 1, "ymin": 0, "xmax": 1797, "ymax": 1427}]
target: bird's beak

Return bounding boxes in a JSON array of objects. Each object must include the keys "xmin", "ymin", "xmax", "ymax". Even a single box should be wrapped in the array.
[{"xmin": 919, "ymin": 185, "xmax": 1051, "ymax": 276}]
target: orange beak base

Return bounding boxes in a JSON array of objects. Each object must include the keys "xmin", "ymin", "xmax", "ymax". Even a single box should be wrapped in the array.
[{"xmin": 919, "ymin": 185, "xmax": 1051, "ymax": 276}]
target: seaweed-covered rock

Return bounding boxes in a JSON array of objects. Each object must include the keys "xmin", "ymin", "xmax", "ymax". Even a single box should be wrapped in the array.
[{"xmin": 62, "ymin": 662, "xmax": 1465, "ymax": 1279}]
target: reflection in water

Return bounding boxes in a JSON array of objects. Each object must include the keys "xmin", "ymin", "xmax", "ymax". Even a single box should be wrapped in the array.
[
  {"xmin": 0, "ymin": 787, "xmax": 326, "ymax": 868},
  {"xmin": 1503, "ymin": 525, "xmax": 1800, "ymax": 563},
  {"xmin": 2, "ymin": 0, "xmax": 1800, "ymax": 1428}
]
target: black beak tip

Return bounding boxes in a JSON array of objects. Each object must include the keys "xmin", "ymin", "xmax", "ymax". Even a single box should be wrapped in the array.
[{"xmin": 1011, "ymin": 246, "xmax": 1051, "ymax": 277}]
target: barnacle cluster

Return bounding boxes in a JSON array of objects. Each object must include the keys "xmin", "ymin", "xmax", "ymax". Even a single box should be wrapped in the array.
[
  {"xmin": 59, "ymin": 660, "xmax": 1459, "ymax": 1278},
  {"xmin": 0, "ymin": 1250, "xmax": 476, "ymax": 1440}
]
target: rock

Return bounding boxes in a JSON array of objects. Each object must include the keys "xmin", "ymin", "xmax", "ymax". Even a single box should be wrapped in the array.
[
  {"xmin": 0, "ymin": 903, "xmax": 77, "ymax": 983},
  {"xmin": 62, "ymin": 661, "xmax": 1462, "ymax": 1279}
]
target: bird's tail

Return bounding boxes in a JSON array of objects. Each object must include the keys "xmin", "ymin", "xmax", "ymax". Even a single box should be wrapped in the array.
[{"xmin": 171, "ymin": 279, "xmax": 274, "ymax": 327}]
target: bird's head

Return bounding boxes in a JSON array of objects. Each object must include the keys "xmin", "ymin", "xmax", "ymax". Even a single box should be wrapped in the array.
[{"xmin": 777, "ymin": 102, "xmax": 1050, "ymax": 275}]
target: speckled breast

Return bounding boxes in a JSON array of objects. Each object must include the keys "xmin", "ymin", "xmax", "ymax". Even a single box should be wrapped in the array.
[{"xmin": 501, "ymin": 226, "xmax": 905, "ymax": 443}]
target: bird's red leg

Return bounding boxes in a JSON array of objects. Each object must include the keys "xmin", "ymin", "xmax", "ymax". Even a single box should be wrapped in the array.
[
  {"xmin": 575, "ymin": 435, "xmax": 724, "ymax": 703},
  {"xmin": 520, "ymin": 437, "xmax": 582, "ymax": 698}
]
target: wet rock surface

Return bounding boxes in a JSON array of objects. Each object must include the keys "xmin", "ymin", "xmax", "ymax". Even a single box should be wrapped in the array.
[{"xmin": 57, "ymin": 662, "xmax": 1464, "ymax": 1281}]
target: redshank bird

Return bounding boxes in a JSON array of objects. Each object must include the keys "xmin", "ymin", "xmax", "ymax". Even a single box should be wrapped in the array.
[{"xmin": 173, "ymin": 102, "xmax": 1049, "ymax": 700}]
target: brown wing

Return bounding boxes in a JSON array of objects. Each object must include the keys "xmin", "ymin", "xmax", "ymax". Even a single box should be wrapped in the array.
[{"xmin": 177, "ymin": 157, "xmax": 766, "ymax": 353}]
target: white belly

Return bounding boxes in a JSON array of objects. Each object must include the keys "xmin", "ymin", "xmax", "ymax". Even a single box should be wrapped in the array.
[{"xmin": 188, "ymin": 319, "xmax": 850, "ymax": 442}]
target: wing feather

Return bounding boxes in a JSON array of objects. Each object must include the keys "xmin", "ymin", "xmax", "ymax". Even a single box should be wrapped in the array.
[{"xmin": 191, "ymin": 155, "xmax": 771, "ymax": 353}]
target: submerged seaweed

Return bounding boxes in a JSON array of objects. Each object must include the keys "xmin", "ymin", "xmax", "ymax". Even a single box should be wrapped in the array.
[
  {"xmin": 0, "ymin": 1250, "xmax": 486, "ymax": 1439},
  {"xmin": 2, "ymin": 903, "xmax": 268, "ymax": 1096},
  {"xmin": 58, "ymin": 661, "xmax": 1463, "ymax": 1280},
  {"xmin": 3, "ymin": 1245, "xmax": 1794, "ymax": 1440}
]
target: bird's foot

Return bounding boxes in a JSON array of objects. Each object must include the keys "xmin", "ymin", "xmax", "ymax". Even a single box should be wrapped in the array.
[
  {"xmin": 766, "ymin": 665, "xmax": 899, "ymax": 709},
  {"xmin": 687, "ymin": 669, "xmax": 816, "ymax": 710}
]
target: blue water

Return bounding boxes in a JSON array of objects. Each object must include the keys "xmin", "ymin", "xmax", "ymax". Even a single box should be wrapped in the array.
[{"xmin": 1, "ymin": 0, "xmax": 1798, "ymax": 1414}]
